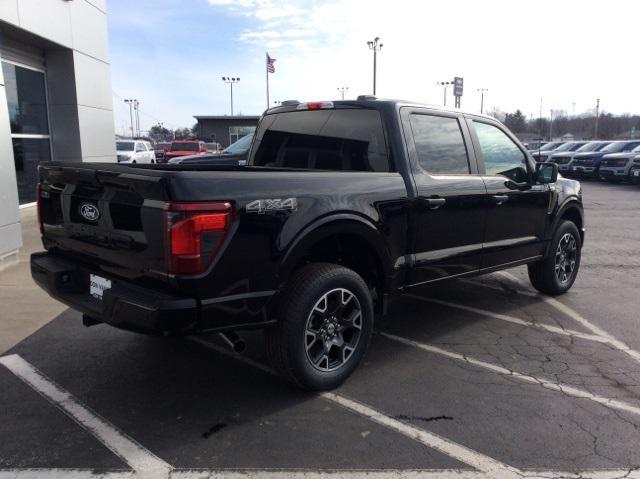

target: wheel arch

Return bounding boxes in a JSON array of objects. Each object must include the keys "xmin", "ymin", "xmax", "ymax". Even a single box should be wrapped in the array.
[
  {"xmin": 552, "ymin": 200, "xmax": 584, "ymax": 244},
  {"xmin": 279, "ymin": 214, "xmax": 396, "ymax": 311}
]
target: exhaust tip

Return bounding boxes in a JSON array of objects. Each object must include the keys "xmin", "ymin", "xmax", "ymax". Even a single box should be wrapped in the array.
[{"xmin": 218, "ymin": 331, "xmax": 246, "ymax": 354}]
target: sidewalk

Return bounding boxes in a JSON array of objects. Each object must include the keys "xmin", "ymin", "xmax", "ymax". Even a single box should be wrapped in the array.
[{"xmin": 0, "ymin": 207, "xmax": 66, "ymax": 354}]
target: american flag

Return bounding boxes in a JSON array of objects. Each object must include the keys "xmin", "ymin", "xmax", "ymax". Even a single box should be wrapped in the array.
[{"xmin": 266, "ymin": 53, "xmax": 276, "ymax": 73}]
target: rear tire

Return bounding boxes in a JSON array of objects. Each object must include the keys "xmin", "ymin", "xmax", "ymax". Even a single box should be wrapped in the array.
[
  {"xmin": 528, "ymin": 220, "xmax": 581, "ymax": 295},
  {"xmin": 266, "ymin": 263, "xmax": 373, "ymax": 391}
]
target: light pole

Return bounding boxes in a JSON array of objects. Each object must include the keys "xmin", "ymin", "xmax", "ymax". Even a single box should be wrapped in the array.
[
  {"xmin": 337, "ymin": 86, "xmax": 349, "ymax": 100},
  {"xmin": 549, "ymin": 109, "xmax": 554, "ymax": 141},
  {"xmin": 134, "ymin": 99, "xmax": 140, "ymax": 137},
  {"xmin": 437, "ymin": 81, "xmax": 452, "ymax": 106},
  {"xmin": 477, "ymin": 88, "xmax": 488, "ymax": 114},
  {"xmin": 366, "ymin": 37, "xmax": 383, "ymax": 95},
  {"xmin": 594, "ymin": 98, "xmax": 600, "ymax": 139},
  {"xmin": 222, "ymin": 77, "xmax": 240, "ymax": 116},
  {"xmin": 124, "ymin": 99, "xmax": 135, "ymax": 138}
]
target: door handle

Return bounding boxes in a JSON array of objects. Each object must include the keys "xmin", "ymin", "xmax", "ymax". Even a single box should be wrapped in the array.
[
  {"xmin": 491, "ymin": 195, "xmax": 509, "ymax": 206},
  {"xmin": 425, "ymin": 198, "xmax": 446, "ymax": 210}
]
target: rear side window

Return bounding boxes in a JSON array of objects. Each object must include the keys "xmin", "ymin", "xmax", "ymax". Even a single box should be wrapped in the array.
[
  {"xmin": 251, "ymin": 109, "xmax": 390, "ymax": 172},
  {"xmin": 409, "ymin": 114, "xmax": 470, "ymax": 175}
]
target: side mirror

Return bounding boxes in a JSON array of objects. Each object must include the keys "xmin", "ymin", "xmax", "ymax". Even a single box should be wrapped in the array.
[{"xmin": 536, "ymin": 162, "xmax": 558, "ymax": 184}]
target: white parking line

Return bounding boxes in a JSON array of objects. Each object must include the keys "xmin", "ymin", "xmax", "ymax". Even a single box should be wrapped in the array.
[
  {"xmin": 0, "ymin": 354, "xmax": 172, "ymax": 479},
  {"xmin": 406, "ymin": 294, "xmax": 609, "ymax": 345},
  {"xmin": 1, "ymin": 469, "xmax": 639, "ymax": 479},
  {"xmin": 495, "ymin": 271, "xmax": 640, "ymax": 365},
  {"xmin": 381, "ymin": 332, "xmax": 640, "ymax": 417},
  {"xmin": 188, "ymin": 338, "xmax": 517, "ymax": 476}
]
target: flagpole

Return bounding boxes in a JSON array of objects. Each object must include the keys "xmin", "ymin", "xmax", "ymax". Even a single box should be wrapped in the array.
[{"xmin": 266, "ymin": 53, "xmax": 270, "ymax": 109}]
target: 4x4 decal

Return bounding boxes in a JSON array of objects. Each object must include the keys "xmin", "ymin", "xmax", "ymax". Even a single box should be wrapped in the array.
[{"xmin": 246, "ymin": 198, "xmax": 298, "ymax": 214}]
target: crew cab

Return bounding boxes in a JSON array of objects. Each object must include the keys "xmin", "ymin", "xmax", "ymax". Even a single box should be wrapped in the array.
[
  {"xmin": 554, "ymin": 141, "xmax": 610, "ymax": 175},
  {"xmin": 32, "ymin": 98, "xmax": 584, "ymax": 391},
  {"xmin": 164, "ymin": 140, "xmax": 208, "ymax": 161},
  {"xmin": 598, "ymin": 144, "xmax": 640, "ymax": 182},
  {"xmin": 571, "ymin": 140, "xmax": 640, "ymax": 178}
]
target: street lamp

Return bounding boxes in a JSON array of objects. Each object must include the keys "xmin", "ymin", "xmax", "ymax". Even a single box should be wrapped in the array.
[
  {"xmin": 337, "ymin": 86, "xmax": 349, "ymax": 100},
  {"xmin": 477, "ymin": 88, "xmax": 488, "ymax": 114},
  {"xmin": 124, "ymin": 99, "xmax": 135, "ymax": 138},
  {"xmin": 437, "ymin": 81, "xmax": 452, "ymax": 107},
  {"xmin": 222, "ymin": 77, "xmax": 240, "ymax": 116},
  {"xmin": 366, "ymin": 37, "xmax": 383, "ymax": 95}
]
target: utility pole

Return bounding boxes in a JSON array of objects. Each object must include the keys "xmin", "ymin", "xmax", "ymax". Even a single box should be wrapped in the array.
[
  {"xmin": 222, "ymin": 77, "xmax": 240, "ymax": 116},
  {"xmin": 477, "ymin": 88, "xmax": 488, "ymax": 114},
  {"xmin": 437, "ymin": 81, "xmax": 452, "ymax": 107},
  {"xmin": 337, "ymin": 86, "xmax": 349, "ymax": 100},
  {"xmin": 594, "ymin": 98, "xmax": 600, "ymax": 139},
  {"xmin": 124, "ymin": 99, "xmax": 135, "ymax": 138},
  {"xmin": 549, "ymin": 109, "xmax": 554, "ymax": 141},
  {"xmin": 366, "ymin": 37, "xmax": 383, "ymax": 95},
  {"xmin": 539, "ymin": 98, "xmax": 543, "ymax": 139}
]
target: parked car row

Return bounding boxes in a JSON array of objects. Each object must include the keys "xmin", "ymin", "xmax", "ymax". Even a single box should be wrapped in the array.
[{"xmin": 531, "ymin": 140, "xmax": 640, "ymax": 184}]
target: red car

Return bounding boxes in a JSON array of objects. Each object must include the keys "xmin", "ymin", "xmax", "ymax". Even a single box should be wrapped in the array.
[{"xmin": 164, "ymin": 140, "xmax": 208, "ymax": 161}]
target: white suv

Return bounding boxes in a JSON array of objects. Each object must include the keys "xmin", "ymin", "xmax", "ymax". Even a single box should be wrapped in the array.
[{"xmin": 116, "ymin": 140, "xmax": 156, "ymax": 164}]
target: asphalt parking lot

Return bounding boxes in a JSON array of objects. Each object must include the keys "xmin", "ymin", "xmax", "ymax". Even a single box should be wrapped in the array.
[{"xmin": 1, "ymin": 180, "xmax": 640, "ymax": 479}]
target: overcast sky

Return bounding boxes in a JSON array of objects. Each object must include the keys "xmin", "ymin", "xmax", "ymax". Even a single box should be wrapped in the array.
[{"xmin": 108, "ymin": 0, "xmax": 640, "ymax": 135}]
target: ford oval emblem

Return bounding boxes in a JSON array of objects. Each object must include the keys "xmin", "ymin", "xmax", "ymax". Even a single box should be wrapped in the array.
[{"xmin": 79, "ymin": 203, "xmax": 100, "ymax": 222}]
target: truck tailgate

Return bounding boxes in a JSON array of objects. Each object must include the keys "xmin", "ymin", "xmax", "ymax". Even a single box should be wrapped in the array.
[{"xmin": 38, "ymin": 163, "xmax": 171, "ymax": 282}]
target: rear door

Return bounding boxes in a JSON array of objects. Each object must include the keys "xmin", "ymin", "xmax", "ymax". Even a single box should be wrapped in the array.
[
  {"xmin": 468, "ymin": 117, "xmax": 550, "ymax": 268},
  {"xmin": 401, "ymin": 108, "xmax": 487, "ymax": 285}
]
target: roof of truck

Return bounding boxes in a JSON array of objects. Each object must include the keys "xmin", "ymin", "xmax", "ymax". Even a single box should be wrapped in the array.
[{"xmin": 265, "ymin": 97, "xmax": 497, "ymax": 121}]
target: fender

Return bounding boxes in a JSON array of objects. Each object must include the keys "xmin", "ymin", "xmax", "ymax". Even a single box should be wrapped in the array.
[
  {"xmin": 279, "ymin": 213, "xmax": 397, "ymax": 289},
  {"xmin": 547, "ymin": 198, "xmax": 584, "ymax": 244}
]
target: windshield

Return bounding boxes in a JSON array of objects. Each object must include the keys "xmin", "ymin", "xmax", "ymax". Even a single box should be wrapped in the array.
[
  {"xmin": 116, "ymin": 141, "xmax": 134, "ymax": 151},
  {"xmin": 223, "ymin": 133, "xmax": 254, "ymax": 154},
  {"xmin": 601, "ymin": 141, "xmax": 625, "ymax": 153},
  {"xmin": 171, "ymin": 142, "xmax": 199, "ymax": 152},
  {"xmin": 576, "ymin": 142, "xmax": 603, "ymax": 152},
  {"xmin": 155, "ymin": 143, "xmax": 170, "ymax": 149},
  {"xmin": 553, "ymin": 142, "xmax": 579, "ymax": 152},
  {"xmin": 539, "ymin": 142, "xmax": 563, "ymax": 151},
  {"xmin": 567, "ymin": 142, "xmax": 587, "ymax": 151},
  {"xmin": 622, "ymin": 142, "xmax": 640, "ymax": 152},
  {"xmin": 595, "ymin": 142, "xmax": 611, "ymax": 151}
]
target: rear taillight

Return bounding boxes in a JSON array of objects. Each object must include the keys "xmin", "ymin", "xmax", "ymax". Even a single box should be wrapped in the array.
[{"xmin": 164, "ymin": 201, "xmax": 232, "ymax": 275}]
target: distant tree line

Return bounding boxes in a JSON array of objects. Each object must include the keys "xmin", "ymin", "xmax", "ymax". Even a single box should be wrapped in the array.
[
  {"xmin": 488, "ymin": 108, "xmax": 640, "ymax": 140},
  {"xmin": 148, "ymin": 123, "xmax": 198, "ymax": 141}
]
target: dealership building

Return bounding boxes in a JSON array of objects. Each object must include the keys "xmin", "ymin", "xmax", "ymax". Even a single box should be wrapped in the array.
[
  {"xmin": 194, "ymin": 115, "xmax": 259, "ymax": 148},
  {"xmin": 0, "ymin": 0, "xmax": 116, "ymax": 265}
]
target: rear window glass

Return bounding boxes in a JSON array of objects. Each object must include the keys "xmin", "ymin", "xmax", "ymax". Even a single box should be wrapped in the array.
[
  {"xmin": 171, "ymin": 142, "xmax": 198, "ymax": 151},
  {"xmin": 250, "ymin": 109, "xmax": 390, "ymax": 172}
]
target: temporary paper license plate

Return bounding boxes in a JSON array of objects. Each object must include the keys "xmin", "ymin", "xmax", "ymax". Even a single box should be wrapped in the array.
[{"xmin": 90, "ymin": 274, "xmax": 112, "ymax": 300}]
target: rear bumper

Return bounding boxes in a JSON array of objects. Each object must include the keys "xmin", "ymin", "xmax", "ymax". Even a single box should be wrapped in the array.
[{"xmin": 31, "ymin": 252, "xmax": 275, "ymax": 335}]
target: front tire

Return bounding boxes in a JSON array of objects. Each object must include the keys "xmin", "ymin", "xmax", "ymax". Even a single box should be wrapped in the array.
[
  {"xmin": 266, "ymin": 263, "xmax": 373, "ymax": 391},
  {"xmin": 528, "ymin": 220, "xmax": 581, "ymax": 295}
]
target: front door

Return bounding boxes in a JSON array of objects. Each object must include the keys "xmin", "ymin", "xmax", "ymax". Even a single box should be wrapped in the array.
[
  {"xmin": 402, "ymin": 108, "xmax": 488, "ymax": 285},
  {"xmin": 468, "ymin": 118, "xmax": 551, "ymax": 268}
]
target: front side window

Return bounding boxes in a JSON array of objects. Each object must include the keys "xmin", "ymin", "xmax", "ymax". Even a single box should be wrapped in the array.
[
  {"xmin": 474, "ymin": 121, "xmax": 528, "ymax": 182},
  {"xmin": 251, "ymin": 108, "xmax": 389, "ymax": 172},
  {"xmin": 409, "ymin": 114, "xmax": 469, "ymax": 175}
]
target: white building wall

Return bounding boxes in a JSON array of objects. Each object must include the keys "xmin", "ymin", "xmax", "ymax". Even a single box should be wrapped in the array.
[{"xmin": 0, "ymin": 0, "xmax": 116, "ymax": 260}]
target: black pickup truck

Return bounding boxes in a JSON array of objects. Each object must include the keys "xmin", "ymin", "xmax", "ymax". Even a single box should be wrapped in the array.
[{"xmin": 32, "ymin": 98, "xmax": 584, "ymax": 390}]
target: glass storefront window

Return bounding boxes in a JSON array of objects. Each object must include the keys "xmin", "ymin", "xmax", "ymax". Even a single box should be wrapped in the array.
[
  {"xmin": 2, "ymin": 62, "xmax": 49, "ymax": 135},
  {"xmin": 2, "ymin": 61, "xmax": 51, "ymax": 204},
  {"xmin": 229, "ymin": 125, "xmax": 256, "ymax": 145},
  {"xmin": 12, "ymin": 138, "xmax": 51, "ymax": 203}
]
